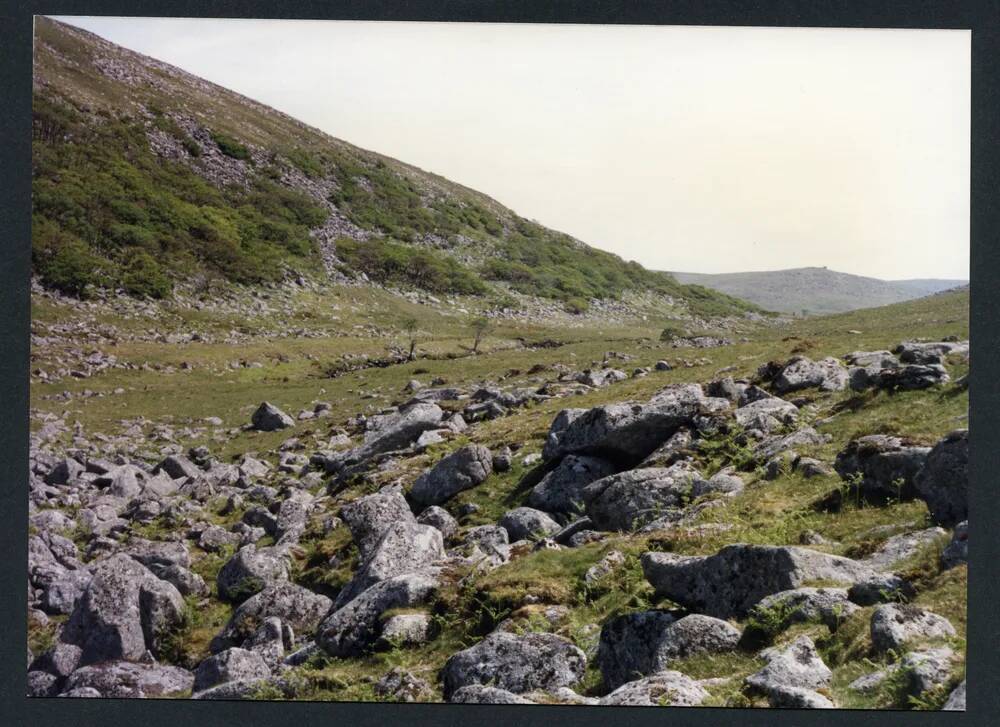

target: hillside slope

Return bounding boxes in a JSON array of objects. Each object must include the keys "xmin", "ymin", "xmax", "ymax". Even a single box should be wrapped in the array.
[
  {"xmin": 670, "ymin": 267, "xmax": 965, "ymax": 315},
  {"xmin": 31, "ymin": 16, "xmax": 760, "ymax": 320}
]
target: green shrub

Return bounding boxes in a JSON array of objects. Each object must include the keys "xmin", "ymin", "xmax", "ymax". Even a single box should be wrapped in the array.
[
  {"xmin": 32, "ymin": 218, "xmax": 106, "ymax": 297},
  {"xmin": 210, "ymin": 131, "xmax": 251, "ymax": 161},
  {"xmin": 121, "ymin": 249, "xmax": 172, "ymax": 298},
  {"xmin": 335, "ymin": 236, "xmax": 487, "ymax": 295},
  {"xmin": 564, "ymin": 296, "xmax": 589, "ymax": 314}
]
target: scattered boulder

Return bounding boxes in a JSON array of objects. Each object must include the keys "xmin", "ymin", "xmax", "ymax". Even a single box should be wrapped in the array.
[
  {"xmin": 642, "ymin": 545, "xmax": 876, "ymax": 618},
  {"xmin": 863, "ymin": 527, "xmax": 948, "ymax": 571},
  {"xmin": 734, "ymin": 397, "xmax": 799, "ymax": 434},
  {"xmin": 340, "ymin": 486, "xmax": 416, "ymax": 561},
  {"xmin": 416, "ymin": 505, "xmax": 458, "ymax": 539},
  {"xmin": 378, "ymin": 613, "xmax": 432, "ymax": 648},
  {"xmin": 913, "ymin": 430, "xmax": 968, "ymax": 526},
  {"xmin": 745, "ymin": 636, "xmax": 832, "ymax": 701},
  {"xmin": 598, "ymin": 670, "xmax": 709, "ymax": 706},
  {"xmin": 318, "ymin": 572, "xmax": 438, "ymax": 657},
  {"xmin": 943, "ymin": 679, "xmax": 966, "ymax": 710},
  {"xmin": 374, "ymin": 667, "xmax": 434, "ymax": 702},
  {"xmin": 441, "ymin": 631, "xmax": 586, "ymax": 699},
  {"xmin": 410, "ymin": 444, "xmax": 493, "ymax": 506},
  {"xmin": 833, "ymin": 435, "xmax": 930, "ymax": 502},
  {"xmin": 251, "ymin": 402, "xmax": 295, "ymax": 431},
  {"xmin": 597, "ymin": 611, "xmax": 740, "ymax": 689},
  {"xmin": 212, "ymin": 583, "xmax": 332, "ymax": 653},
  {"xmin": 62, "ymin": 661, "xmax": 194, "ymax": 698},
  {"xmin": 529, "ymin": 454, "xmax": 616, "ymax": 514},
  {"xmin": 772, "ymin": 356, "xmax": 848, "ymax": 394},
  {"xmin": 870, "ymin": 604, "xmax": 956, "ymax": 652},
  {"xmin": 542, "ymin": 384, "xmax": 729, "ymax": 465},
  {"xmin": 333, "ymin": 521, "xmax": 443, "ymax": 608},
  {"xmin": 940, "ymin": 521, "xmax": 968, "ymax": 569},
  {"xmin": 582, "ymin": 464, "xmax": 702, "ymax": 532},
  {"xmin": 498, "ymin": 507, "xmax": 561, "ymax": 542},
  {"xmin": 747, "ymin": 588, "xmax": 859, "ymax": 637},
  {"xmin": 193, "ymin": 647, "xmax": 271, "ymax": 693},
  {"xmin": 450, "ymin": 684, "xmax": 534, "ymax": 704},
  {"xmin": 59, "ymin": 554, "xmax": 184, "ymax": 665},
  {"xmin": 216, "ymin": 545, "xmax": 289, "ymax": 603}
]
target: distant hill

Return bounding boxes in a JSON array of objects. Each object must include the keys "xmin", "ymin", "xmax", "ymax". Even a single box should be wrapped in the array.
[{"xmin": 669, "ymin": 267, "xmax": 966, "ymax": 315}]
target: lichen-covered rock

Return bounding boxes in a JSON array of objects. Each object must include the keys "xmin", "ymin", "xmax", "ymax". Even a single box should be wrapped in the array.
[
  {"xmin": 410, "ymin": 444, "xmax": 493, "ymax": 506},
  {"xmin": 450, "ymin": 684, "xmax": 535, "ymax": 704},
  {"xmin": 583, "ymin": 464, "xmax": 702, "ymax": 532},
  {"xmin": 734, "ymin": 397, "xmax": 799, "ymax": 434},
  {"xmin": 340, "ymin": 486, "xmax": 416, "ymax": 560},
  {"xmin": 598, "ymin": 670, "xmax": 709, "ymax": 706},
  {"xmin": 941, "ymin": 521, "xmax": 968, "ymax": 569},
  {"xmin": 772, "ymin": 356, "xmax": 848, "ymax": 394},
  {"xmin": 863, "ymin": 527, "xmax": 948, "ymax": 571},
  {"xmin": 416, "ymin": 505, "xmax": 458, "ymax": 539},
  {"xmin": 597, "ymin": 612, "xmax": 740, "ymax": 689},
  {"xmin": 63, "ymin": 661, "xmax": 194, "ymax": 698},
  {"xmin": 212, "ymin": 583, "xmax": 332, "ymax": 653},
  {"xmin": 745, "ymin": 636, "xmax": 832, "ymax": 698},
  {"xmin": 914, "ymin": 430, "xmax": 968, "ymax": 526},
  {"xmin": 870, "ymin": 604, "xmax": 956, "ymax": 652},
  {"xmin": 333, "ymin": 521, "xmax": 443, "ymax": 608},
  {"xmin": 59, "ymin": 553, "xmax": 184, "ymax": 665},
  {"xmin": 943, "ymin": 679, "xmax": 966, "ymax": 710},
  {"xmin": 216, "ymin": 545, "xmax": 289, "ymax": 603},
  {"xmin": 498, "ymin": 507, "xmax": 561, "ymax": 542},
  {"xmin": 748, "ymin": 587, "xmax": 859, "ymax": 635},
  {"xmin": 529, "ymin": 454, "xmax": 616, "ymax": 514},
  {"xmin": 542, "ymin": 384, "xmax": 729, "ymax": 465},
  {"xmin": 251, "ymin": 401, "xmax": 295, "ymax": 431},
  {"xmin": 318, "ymin": 572, "xmax": 438, "ymax": 657},
  {"xmin": 441, "ymin": 631, "xmax": 586, "ymax": 699},
  {"xmin": 193, "ymin": 647, "xmax": 271, "ymax": 693},
  {"xmin": 642, "ymin": 545, "xmax": 876, "ymax": 618},
  {"xmin": 834, "ymin": 434, "xmax": 931, "ymax": 502},
  {"xmin": 374, "ymin": 667, "xmax": 434, "ymax": 702}
]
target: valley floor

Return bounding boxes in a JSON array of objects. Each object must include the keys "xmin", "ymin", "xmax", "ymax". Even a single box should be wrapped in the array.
[{"xmin": 27, "ymin": 283, "xmax": 969, "ymax": 710}]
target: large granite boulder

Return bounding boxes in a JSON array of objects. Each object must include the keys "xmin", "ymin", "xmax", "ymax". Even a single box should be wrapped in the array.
[
  {"xmin": 59, "ymin": 554, "xmax": 185, "ymax": 665},
  {"xmin": 441, "ymin": 631, "xmax": 586, "ymax": 699},
  {"xmin": 410, "ymin": 444, "xmax": 493, "ymax": 506},
  {"xmin": 913, "ymin": 430, "xmax": 968, "ymax": 526}
]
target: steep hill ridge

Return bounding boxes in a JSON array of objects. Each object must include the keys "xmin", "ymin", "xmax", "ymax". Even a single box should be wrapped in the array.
[
  {"xmin": 31, "ymin": 16, "xmax": 759, "ymax": 320},
  {"xmin": 670, "ymin": 267, "xmax": 966, "ymax": 315}
]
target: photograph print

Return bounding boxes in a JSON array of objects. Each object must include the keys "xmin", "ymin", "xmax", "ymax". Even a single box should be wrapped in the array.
[{"xmin": 27, "ymin": 15, "xmax": 969, "ymax": 711}]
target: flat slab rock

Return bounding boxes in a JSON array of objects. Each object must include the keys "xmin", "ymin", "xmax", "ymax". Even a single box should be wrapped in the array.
[{"xmin": 642, "ymin": 544, "xmax": 877, "ymax": 619}]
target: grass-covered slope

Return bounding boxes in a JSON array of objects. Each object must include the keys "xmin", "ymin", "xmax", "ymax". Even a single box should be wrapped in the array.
[{"xmin": 31, "ymin": 17, "xmax": 762, "ymax": 319}]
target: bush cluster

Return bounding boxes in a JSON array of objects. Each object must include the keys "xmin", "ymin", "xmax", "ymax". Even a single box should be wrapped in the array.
[
  {"xmin": 31, "ymin": 91, "xmax": 328, "ymax": 296},
  {"xmin": 335, "ymin": 237, "xmax": 486, "ymax": 295}
]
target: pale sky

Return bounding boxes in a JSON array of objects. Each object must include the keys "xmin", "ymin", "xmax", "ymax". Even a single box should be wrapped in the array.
[{"xmin": 55, "ymin": 17, "xmax": 970, "ymax": 280}]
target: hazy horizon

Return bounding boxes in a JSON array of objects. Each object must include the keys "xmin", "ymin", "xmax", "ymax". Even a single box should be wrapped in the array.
[{"xmin": 53, "ymin": 17, "xmax": 971, "ymax": 280}]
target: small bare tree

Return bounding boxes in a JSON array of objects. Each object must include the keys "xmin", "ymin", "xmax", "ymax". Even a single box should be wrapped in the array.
[
  {"xmin": 401, "ymin": 316, "xmax": 420, "ymax": 361},
  {"xmin": 469, "ymin": 315, "xmax": 493, "ymax": 354}
]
